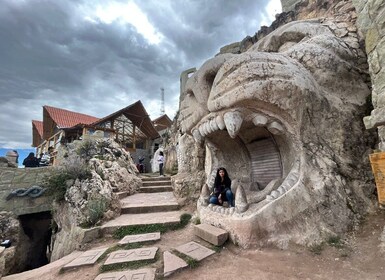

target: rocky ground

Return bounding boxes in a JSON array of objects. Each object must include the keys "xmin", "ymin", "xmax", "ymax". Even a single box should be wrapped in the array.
[{"xmin": 4, "ymin": 205, "xmax": 385, "ymax": 280}]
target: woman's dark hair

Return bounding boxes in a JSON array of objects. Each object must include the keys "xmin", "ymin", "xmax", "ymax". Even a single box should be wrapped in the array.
[
  {"xmin": 27, "ymin": 152, "xmax": 35, "ymax": 158},
  {"xmin": 214, "ymin": 167, "xmax": 231, "ymax": 186},
  {"xmin": 159, "ymin": 151, "xmax": 164, "ymax": 156}
]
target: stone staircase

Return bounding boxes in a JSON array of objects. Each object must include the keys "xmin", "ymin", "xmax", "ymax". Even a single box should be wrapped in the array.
[
  {"xmin": 101, "ymin": 176, "xmax": 182, "ymax": 234},
  {"xmin": 3, "ymin": 175, "xmax": 228, "ymax": 280}
]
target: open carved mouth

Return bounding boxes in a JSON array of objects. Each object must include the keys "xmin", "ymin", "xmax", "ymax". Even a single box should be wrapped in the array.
[{"xmin": 195, "ymin": 106, "xmax": 301, "ymax": 216}]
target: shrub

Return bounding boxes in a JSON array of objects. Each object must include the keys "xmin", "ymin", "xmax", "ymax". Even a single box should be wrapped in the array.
[
  {"xmin": 80, "ymin": 198, "xmax": 108, "ymax": 228},
  {"xmin": 76, "ymin": 140, "xmax": 97, "ymax": 160},
  {"xmin": 43, "ymin": 156, "xmax": 92, "ymax": 202}
]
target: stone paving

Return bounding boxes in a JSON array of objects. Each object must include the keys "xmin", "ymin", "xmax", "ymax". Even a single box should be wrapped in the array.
[
  {"xmin": 163, "ymin": 251, "xmax": 188, "ymax": 277},
  {"xmin": 103, "ymin": 247, "xmax": 158, "ymax": 267},
  {"xmin": 57, "ymin": 176, "xmax": 225, "ymax": 279},
  {"xmin": 175, "ymin": 241, "xmax": 216, "ymax": 261},
  {"xmin": 94, "ymin": 268, "xmax": 156, "ymax": 280},
  {"xmin": 118, "ymin": 232, "xmax": 161, "ymax": 245},
  {"xmin": 62, "ymin": 247, "xmax": 108, "ymax": 271}
]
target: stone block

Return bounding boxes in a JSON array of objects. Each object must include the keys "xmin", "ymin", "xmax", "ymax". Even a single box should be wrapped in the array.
[
  {"xmin": 163, "ymin": 251, "xmax": 188, "ymax": 277},
  {"xmin": 63, "ymin": 247, "xmax": 108, "ymax": 270},
  {"xmin": 175, "ymin": 241, "xmax": 215, "ymax": 261},
  {"xmin": 94, "ymin": 268, "xmax": 156, "ymax": 280},
  {"xmin": 118, "ymin": 232, "xmax": 160, "ymax": 245},
  {"xmin": 103, "ymin": 247, "xmax": 158, "ymax": 266},
  {"xmin": 194, "ymin": 224, "xmax": 228, "ymax": 246}
]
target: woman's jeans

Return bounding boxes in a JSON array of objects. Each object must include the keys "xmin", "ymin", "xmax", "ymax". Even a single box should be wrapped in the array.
[
  {"xmin": 159, "ymin": 163, "xmax": 164, "ymax": 176},
  {"xmin": 209, "ymin": 189, "xmax": 234, "ymax": 207}
]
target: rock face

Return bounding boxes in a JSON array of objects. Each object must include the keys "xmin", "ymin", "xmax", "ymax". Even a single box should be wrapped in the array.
[
  {"xmin": 352, "ymin": 0, "xmax": 385, "ymax": 149},
  {"xmin": 178, "ymin": 8, "xmax": 375, "ymax": 248},
  {"xmin": 50, "ymin": 139, "xmax": 141, "ymax": 261},
  {"xmin": 0, "ymin": 211, "xmax": 23, "ymax": 276}
]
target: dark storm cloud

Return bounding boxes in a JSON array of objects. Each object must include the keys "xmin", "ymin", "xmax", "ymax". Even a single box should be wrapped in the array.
[{"xmin": 0, "ymin": 0, "xmax": 280, "ymax": 148}]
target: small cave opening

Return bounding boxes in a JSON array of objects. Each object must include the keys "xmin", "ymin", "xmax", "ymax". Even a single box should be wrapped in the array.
[{"xmin": 16, "ymin": 211, "xmax": 52, "ymax": 272}]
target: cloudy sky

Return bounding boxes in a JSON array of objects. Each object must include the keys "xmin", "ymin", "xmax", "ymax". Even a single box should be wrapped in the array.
[{"xmin": 0, "ymin": 0, "xmax": 281, "ymax": 149}]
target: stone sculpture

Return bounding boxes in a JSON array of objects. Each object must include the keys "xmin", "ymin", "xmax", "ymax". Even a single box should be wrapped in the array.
[{"xmin": 178, "ymin": 19, "xmax": 375, "ymax": 248}]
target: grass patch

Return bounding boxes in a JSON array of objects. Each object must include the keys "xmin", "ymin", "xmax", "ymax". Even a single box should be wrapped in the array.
[
  {"xmin": 100, "ymin": 251, "xmax": 159, "ymax": 273},
  {"xmin": 327, "ymin": 236, "xmax": 344, "ymax": 248},
  {"xmin": 113, "ymin": 213, "xmax": 192, "ymax": 239},
  {"xmin": 171, "ymin": 250, "xmax": 199, "ymax": 269},
  {"xmin": 211, "ymin": 245, "xmax": 223, "ymax": 253},
  {"xmin": 308, "ymin": 243, "xmax": 324, "ymax": 255}
]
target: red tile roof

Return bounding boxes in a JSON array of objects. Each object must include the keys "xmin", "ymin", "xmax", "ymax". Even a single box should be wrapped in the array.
[
  {"xmin": 43, "ymin": 105, "xmax": 99, "ymax": 128},
  {"xmin": 32, "ymin": 120, "xmax": 43, "ymax": 138}
]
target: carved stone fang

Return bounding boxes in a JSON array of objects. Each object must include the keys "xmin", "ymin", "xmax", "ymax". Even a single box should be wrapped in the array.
[
  {"xmin": 216, "ymin": 115, "xmax": 226, "ymax": 130},
  {"xmin": 199, "ymin": 183, "xmax": 210, "ymax": 206},
  {"xmin": 224, "ymin": 111, "xmax": 243, "ymax": 138},
  {"xmin": 192, "ymin": 129, "xmax": 202, "ymax": 143},
  {"xmin": 267, "ymin": 121, "xmax": 284, "ymax": 135},
  {"xmin": 235, "ymin": 185, "xmax": 248, "ymax": 213}
]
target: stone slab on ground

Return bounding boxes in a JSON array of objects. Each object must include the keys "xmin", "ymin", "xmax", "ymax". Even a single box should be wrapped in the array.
[
  {"xmin": 62, "ymin": 247, "xmax": 108, "ymax": 271},
  {"xmin": 101, "ymin": 211, "xmax": 183, "ymax": 234},
  {"xmin": 103, "ymin": 247, "xmax": 158, "ymax": 266},
  {"xmin": 94, "ymin": 268, "xmax": 156, "ymax": 280},
  {"xmin": 194, "ymin": 223, "xmax": 229, "ymax": 246},
  {"xmin": 163, "ymin": 251, "xmax": 188, "ymax": 277},
  {"xmin": 118, "ymin": 232, "xmax": 161, "ymax": 245},
  {"xmin": 120, "ymin": 192, "xmax": 179, "ymax": 214},
  {"xmin": 0, "ymin": 247, "xmax": 5, "ymax": 256},
  {"xmin": 175, "ymin": 241, "xmax": 215, "ymax": 261}
]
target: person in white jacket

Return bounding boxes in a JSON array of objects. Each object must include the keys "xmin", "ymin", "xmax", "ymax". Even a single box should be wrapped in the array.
[{"xmin": 157, "ymin": 151, "xmax": 164, "ymax": 176}]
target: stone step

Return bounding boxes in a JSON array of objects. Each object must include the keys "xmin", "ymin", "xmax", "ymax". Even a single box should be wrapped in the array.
[
  {"xmin": 141, "ymin": 176, "xmax": 171, "ymax": 182},
  {"xmin": 139, "ymin": 185, "xmax": 173, "ymax": 193},
  {"xmin": 142, "ymin": 180, "xmax": 171, "ymax": 187},
  {"xmin": 120, "ymin": 192, "xmax": 179, "ymax": 214},
  {"xmin": 194, "ymin": 223, "xmax": 229, "ymax": 246},
  {"xmin": 100, "ymin": 211, "xmax": 183, "ymax": 235},
  {"xmin": 116, "ymin": 191, "xmax": 128, "ymax": 199}
]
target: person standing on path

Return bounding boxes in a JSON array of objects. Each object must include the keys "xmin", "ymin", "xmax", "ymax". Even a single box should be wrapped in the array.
[{"xmin": 158, "ymin": 151, "xmax": 164, "ymax": 176}]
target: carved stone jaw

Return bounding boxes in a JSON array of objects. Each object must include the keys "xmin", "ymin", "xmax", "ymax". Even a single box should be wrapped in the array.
[{"xmin": 195, "ymin": 106, "xmax": 302, "ymax": 207}]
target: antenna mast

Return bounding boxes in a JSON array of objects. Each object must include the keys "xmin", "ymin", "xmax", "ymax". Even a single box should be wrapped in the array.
[{"xmin": 160, "ymin": 87, "xmax": 165, "ymax": 115}]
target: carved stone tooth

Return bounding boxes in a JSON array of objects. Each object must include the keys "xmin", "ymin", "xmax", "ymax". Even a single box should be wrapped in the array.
[
  {"xmin": 210, "ymin": 119, "xmax": 219, "ymax": 132},
  {"xmin": 205, "ymin": 121, "xmax": 213, "ymax": 134},
  {"xmin": 224, "ymin": 111, "xmax": 243, "ymax": 138},
  {"xmin": 235, "ymin": 185, "xmax": 248, "ymax": 213},
  {"xmin": 199, "ymin": 183, "xmax": 210, "ymax": 206},
  {"xmin": 270, "ymin": 190, "xmax": 280, "ymax": 199},
  {"xmin": 192, "ymin": 129, "xmax": 203, "ymax": 144},
  {"xmin": 267, "ymin": 121, "xmax": 284, "ymax": 135},
  {"xmin": 252, "ymin": 114, "xmax": 268, "ymax": 126},
  {"xmin": 216, "ymin": 115, "xmax": 226, "ymax": 130},
  {"xmin": 266, "ymin": 194, "xmax": 274, "ymax": 201},
  {"xmin": 229, "ymin": 207, "xmax": 235, "ymax": 215},
  {"xmin": 277, "ymin": 186, "xmax": 286, "ymax": 195},
  {"xmin": 199, "ymin": 124, "xmax": 206, "ymax": 137}
]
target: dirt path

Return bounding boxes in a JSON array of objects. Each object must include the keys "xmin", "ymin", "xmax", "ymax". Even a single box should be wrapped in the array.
[{"xmin": 4, "ymin": 208, "xmax": 385, "ymax": 280}]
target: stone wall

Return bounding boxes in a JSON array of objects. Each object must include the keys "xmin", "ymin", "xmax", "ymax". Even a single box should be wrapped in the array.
[
  {"xmin": 0, "ymin": 167, "xmax": 52, "ymax": 216},
  {"xmin": 354, "ymin": 0, "xmax": 385, "ymax": 149}
]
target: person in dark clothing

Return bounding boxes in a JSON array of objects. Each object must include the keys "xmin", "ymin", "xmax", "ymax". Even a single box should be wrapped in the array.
[
  {"xmin": 209, "ymin": 167, "xmax": 234, "ymax": 207},
  {"xmin": 23, "ymin": 152, "xmax": 39, "ymax": 168}
]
